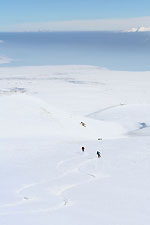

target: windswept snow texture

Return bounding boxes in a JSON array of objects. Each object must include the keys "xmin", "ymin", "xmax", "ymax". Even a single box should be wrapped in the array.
[{"xmin": 0, "ymin": 65, "xmax": 150, "ymax": 225}]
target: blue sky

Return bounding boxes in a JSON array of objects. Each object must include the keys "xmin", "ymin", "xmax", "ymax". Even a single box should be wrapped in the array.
[{"xmin": 0, "ymin": 0, "xmax": 150, "ymax": 31}]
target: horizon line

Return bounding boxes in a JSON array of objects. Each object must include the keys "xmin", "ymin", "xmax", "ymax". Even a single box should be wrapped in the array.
[{"xmin": 1, "ymin": 17, "xmax": 150, "ymax": 32}]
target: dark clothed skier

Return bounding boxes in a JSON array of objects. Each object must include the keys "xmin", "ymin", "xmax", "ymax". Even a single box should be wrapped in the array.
[
  {"xmin": 82, "ymin": 146, "xmax": 85, "ymax": 152},
  {"xmin": 98, "ymin": 138, "xmax": 102, "ymax": 141},
  {"xmin": 97, "ymin": 151, "xmax": 101, "ymax": 158}
]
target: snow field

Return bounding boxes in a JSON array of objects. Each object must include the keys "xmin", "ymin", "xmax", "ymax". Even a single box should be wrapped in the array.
[{"xmin": 0, "ymin": 65, "xmax": 150, "ymax": 224}]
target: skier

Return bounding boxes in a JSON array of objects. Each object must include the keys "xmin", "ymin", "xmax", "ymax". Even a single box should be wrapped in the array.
[
  {"xmin": 97, "ymin": 151, "xmax": 101, "ymax": 158},
  {"xmin": 82, "ymin": 146, "xmax": 85, "ymax": 152},
  {"xmin": 80, "ymin": 122, "xmax": 86, "ymax": 127},
  {"xmin": 98, "ymin": 138, "xmax": 102, "ymax": 141}
]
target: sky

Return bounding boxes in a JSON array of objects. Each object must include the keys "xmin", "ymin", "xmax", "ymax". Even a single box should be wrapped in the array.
[{"xmin": 0, "ymin": 0, "xmax": 150, "ymax": 31}]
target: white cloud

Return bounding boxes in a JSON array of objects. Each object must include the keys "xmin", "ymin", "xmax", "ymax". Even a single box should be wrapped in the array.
[
  {"xmin": 2, "ymin": 17, "xmax": 150, "ymax": 32},
  {"xmin": 0, "ymin": 56, "xmax": 13, "ymax": 64},
  {"xmin": 0, "ymin": 40, "xmax": 4, "ymax": 43}
]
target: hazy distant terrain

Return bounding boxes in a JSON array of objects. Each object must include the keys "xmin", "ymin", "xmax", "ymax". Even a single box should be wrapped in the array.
[{"xmin": 1, "ymin": 32, "xmax": 150, "ymax": 70}]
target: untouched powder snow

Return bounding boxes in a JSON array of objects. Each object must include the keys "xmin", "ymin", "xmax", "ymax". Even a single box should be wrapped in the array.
[
  {"xmin": 0, "ymin": 94, "xmax": 124, "ymax": 139},
  {"xmin": 88, "ymin": 104, "xmax": 150, "ymax": 134},
  {"xmin": 0, "ymin": 65, "xmax": 150, "ymax": 225}
]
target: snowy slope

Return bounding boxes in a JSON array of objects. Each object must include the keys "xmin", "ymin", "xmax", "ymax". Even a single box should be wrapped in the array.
[
  {"xmin": 0, "ymin": 94, "xmax": 124, "ymax": 139},
  {"xmin": 88, "ymin": 103, "xmax": 150, "ymax": 135},
  {"xmin": 0, "ymin": 65, "xmax": 150, "ymax": 225}
]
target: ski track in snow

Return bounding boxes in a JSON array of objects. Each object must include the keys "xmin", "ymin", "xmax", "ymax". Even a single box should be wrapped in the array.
[
  {"xmin": 0, "ymin": 150, "xmax": 108, "ymax": 216},
  {"xmin": 87, "ymin": 103, "xmax": 126, "ymax": 117},
  {"xmin": 1, "ymin": 66, "xmax": 150, "ymax": 224},
  {"xmin": 0, "ymin": 201, "xmax": 65, "ymax": 216},
  {"xmin": 0, "ymin": 94, "xmax": 114, "ymax": 216},
  {"xmin": 16, "ymin": 183, "xmax": 38, "ymax": 195}
]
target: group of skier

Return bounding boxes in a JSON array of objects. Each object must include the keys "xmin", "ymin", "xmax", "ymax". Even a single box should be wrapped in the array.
[
  {"xmin": 82, "ymin": 146, "xmax": 101, "ymax": 158},
  {"xmin": 80, "ymin": 121, "xmax": 102, "ymax": 158}
]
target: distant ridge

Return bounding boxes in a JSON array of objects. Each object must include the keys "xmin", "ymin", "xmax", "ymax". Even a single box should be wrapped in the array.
[{"xmin": 127, "ymin": 26, "xmax": 150, "ymax": 32}]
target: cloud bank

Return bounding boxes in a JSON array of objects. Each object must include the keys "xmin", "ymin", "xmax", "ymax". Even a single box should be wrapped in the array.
[{"xmin": 2, "ymin": 17, "xmax": 150, "ymax": 32}]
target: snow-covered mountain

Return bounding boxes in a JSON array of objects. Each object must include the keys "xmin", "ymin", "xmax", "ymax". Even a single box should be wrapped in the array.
[
  {"xmin": 127, "ymin": 26, "xmax": 150, "ymax": 32},
  {"xmin": 0, "ymin": 65, "xmax": 150, "ymax": 225}
]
